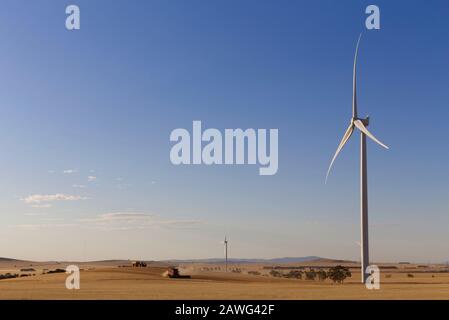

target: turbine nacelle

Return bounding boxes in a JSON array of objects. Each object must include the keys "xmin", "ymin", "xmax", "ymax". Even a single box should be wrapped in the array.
[
  {"xmin": 351, "ymin": 116, "xmax": 369, "ymax": 126},
  {"xmin": 326, "ymin": 115, "xmax": 387, "ymax": 183}
]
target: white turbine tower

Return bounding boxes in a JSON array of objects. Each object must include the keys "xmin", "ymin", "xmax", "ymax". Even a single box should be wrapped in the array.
[
  {"xmin": 224, "ymin": 236, "xmax": 228, "ymax": 272},
  {"xmin": 326, "ymin": 34, "xmax": 389, "ymax": 284}
]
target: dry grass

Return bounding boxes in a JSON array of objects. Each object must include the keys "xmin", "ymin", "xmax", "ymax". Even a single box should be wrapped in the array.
[{"xmin": 0, "ymin": 263, "xmax": 448, "ymax": 300}]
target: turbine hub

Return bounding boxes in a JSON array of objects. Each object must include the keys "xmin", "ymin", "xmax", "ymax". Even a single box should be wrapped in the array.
[{"xmin": 352, "ymin": 117, "xmax": 369, "ymax": 126}]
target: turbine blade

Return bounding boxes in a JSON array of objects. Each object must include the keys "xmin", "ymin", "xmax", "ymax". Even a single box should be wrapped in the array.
[
  {"xmin": 353, "ymin": 33, "xmax": 362, "ymax": 119},
  {"xmin": 353, "ymin": 120, "xmax": 389, "ymax": 149},
  {"xmin": 326, "ymin": 123, "xmax": 354, "ymax": 183}
]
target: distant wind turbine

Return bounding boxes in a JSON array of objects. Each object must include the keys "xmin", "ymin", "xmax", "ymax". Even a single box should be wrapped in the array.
[
  {"xmin": 326, "ymin": 34, "xmax": 389, "ymax": 284},
  {"xmin": 224, "ymin": 236, "xmax": 228, "ymax": 272}
]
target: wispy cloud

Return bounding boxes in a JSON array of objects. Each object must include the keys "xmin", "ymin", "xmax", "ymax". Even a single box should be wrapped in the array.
[
  {"xmin": 14, "ymin": 212, "xmax": 202, "ymax": 231},
  {"xmin": 79, "ymin": 212, "xmax": 203, "ymax": 230},
  {"xmin": 72, "ymin": 184, "xmax": 86, "ymax": 188},
  {"xmin": 87, "ymin": 176, "xmax": 97, "ymax": 182},
  {"xmin": 116, "ymin": 183, "xmax": 132, "ymax": 190},
  {"xmin": 22, "ymin": 194, "xmax": 88, "ymax": 204},
  {"xmin": 30, "ymin": 203, "xmax": 53, "ymax": 208},
  {"xmin": 82, "ymin": 212, "xmax": 152, "ymax": 222},
  {"xmin": 157, "ymin": 219, "xmax": 204, "ymax": 228},
  {"xmin": 115, "ymin": 177, "xmax": 131, "ymax": 189},
  {"xmin": 63, "ymin": 169, "xmax": 78, "ymax": 174},
  {"xmin": 24, "ymin": 212, "xmax": 49, "ymax": 216},
  {"xmin": 15, "ymin": 223, "xmax": 78, "ymax": 230}
]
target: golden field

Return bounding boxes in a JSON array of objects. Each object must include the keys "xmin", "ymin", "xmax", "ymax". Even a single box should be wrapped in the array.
[{"xmin": 0, "ymin": 259, "xmax": 448, "ymax": 299}]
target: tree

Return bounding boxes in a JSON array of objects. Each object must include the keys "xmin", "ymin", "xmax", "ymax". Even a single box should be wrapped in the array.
[
  {"xmin": 285, "ymin": 270, "xmax": 302, "ymax": 279},
  {"xmin": 327, "ymin": 265, "xmax": 351, "ymax": 283},
  {"xmin": 317, "ymin": 269, "xmax": 328, "ymax": 281},
  {"xmin": 305, "ymin": 269, "xmax": 317, "ymax": 280},
  {"xmin": 269, "ymin": 270, "xmax": 282, "ymax": 278}
]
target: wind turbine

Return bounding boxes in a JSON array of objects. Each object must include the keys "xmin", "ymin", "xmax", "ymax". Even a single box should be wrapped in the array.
[
  {"xmin": 224, "ymin": 236, "xmax": 228, "ymax": 272},
  {"xmin": 326, "ymin": 34, "xmax": 389, "ymax": 284}
]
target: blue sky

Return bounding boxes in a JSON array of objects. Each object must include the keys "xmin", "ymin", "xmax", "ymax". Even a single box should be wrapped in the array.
[{"xmin": 0, "ymin": 1, "xmax": 448, "ymax": 262}]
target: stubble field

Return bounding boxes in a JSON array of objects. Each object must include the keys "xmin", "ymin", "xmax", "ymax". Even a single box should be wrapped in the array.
[{"xmin": 0, "ymin": 260, "xmax": 448, "ymax": 299}]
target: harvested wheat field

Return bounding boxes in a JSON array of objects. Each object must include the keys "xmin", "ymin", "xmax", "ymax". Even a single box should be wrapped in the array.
[{"xmin": 0, "ymin": 260, "xmax": 448, "ymax": 299}]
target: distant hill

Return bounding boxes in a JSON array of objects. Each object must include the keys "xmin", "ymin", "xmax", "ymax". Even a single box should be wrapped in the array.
[
  {"xmin": 0, "ymin": 257, "xmax": 24, "ymax": 262},
  {"xmin": 163, "ymin": 256, "xmax": 327, "ymax": 264}
]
